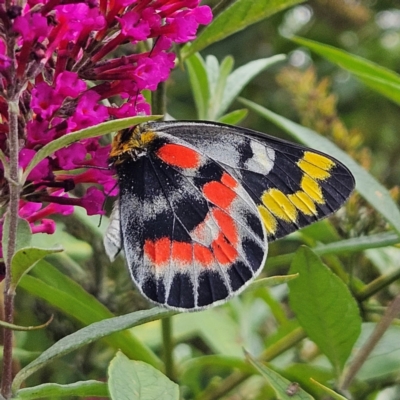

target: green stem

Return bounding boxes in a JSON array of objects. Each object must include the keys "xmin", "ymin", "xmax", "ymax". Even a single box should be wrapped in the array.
[
  {"xmin": 356, "ymin": 267, "xmax": 400, "ymax": 301},
  {"xmin": 161, "ymin": 317, "xmax": 175, "ymax": 381},
  {"xmin": 198, "ymin": 327, "xmax": 306, "ymax": 400},
  {"xmin": 151, "ymin": 81, "xmax": 166, "ymax": 118},
  {"xmin": 266, "ymin": 232, "xmax": 400, "ymax": 271},
  {"xmin": 260, "ymin": 327, "xmax": 306, "ymax": 361}
]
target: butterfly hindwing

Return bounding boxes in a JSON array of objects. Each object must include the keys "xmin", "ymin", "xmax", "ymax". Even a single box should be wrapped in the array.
[
  {"xmin": 150, "ymin": 121, "xmax": 355, "ymax": 241},
  {"xmin": 113, "ymin": 131, "xmax": 268, "ymax": 311}
]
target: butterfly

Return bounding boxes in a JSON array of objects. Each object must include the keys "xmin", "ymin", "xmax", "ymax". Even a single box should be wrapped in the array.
[{"xmin": 104, "ymin": 121, "xmax": 355, "ymax": 311}]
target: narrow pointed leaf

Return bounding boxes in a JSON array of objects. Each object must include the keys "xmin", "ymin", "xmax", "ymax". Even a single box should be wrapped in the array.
[
  {"xmin": 205, "ymin": 55, "xmax": 220, "ymax": 101},
  {"xmin": 181, "ymin": 0, "xmax": 305, "ymax": 58},
  {"xmin": 12, "ymin": 307, "xmax": 174, "ymax": 391},
  {"xmin": 239, "ymin": 98, "xmax": 400, "ymax": 235},
  {"xmin": 19, "ymin": 260, "xmax": 162, "ymax": 369},
  {"xmin": 209, "ymin": 55, "xmax": 234, "ymax": 119},
  {"xmin": 15, "ymin": 381, "xmax": 108, "ymax": 399},
  {"xmin": 186, "ymin": 53, "xmax": 209, "ymax": 119},
  {"xmin": 108, "ymin": 352, "xmax": 179, "ymax": 400},
  {"xmin": 309, "ymin": 379, "xmax": 348, "ymax": 400},
  {"xmin": 220, "ymin": 55, "xmax": 286, "ymax": 116},
  {"xmin": 288, "ymin": 247, "xmax": 361, "ymax": 375},
  {"xmin": 292, "ymin": 36, "xmax": 400, "ymax": 105},
  {"xmin": 247, "ymin": 354, "xmax": 314, "ymax": 399},
  {"xmin": 218, "ymin": 108, "xmax": 248, "ymax": 124},
  {"xmin": 249, "ymin": 274, "xmax": 298, "ymax": 291},
  {"xmin": 11, "ymin": 246, "xmax": 63, "ymax": 289}
]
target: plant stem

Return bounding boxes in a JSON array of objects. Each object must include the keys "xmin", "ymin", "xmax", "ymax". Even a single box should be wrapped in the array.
[
  {"xmin": 162, "ymin": 317, "xmax": 175, "ymax": 381},
  {"xmin": 339, "ymin": 293, "xmax": 400, "ymax": 391},
  {"xmin": 151, "ymin": 81, "xmax": 166, "ymax": 117},
  {"xmin": 1, "ymin": 99, "xmax": 20, "ymax": 399},
  {"xmin": 198, "ymin": 327, "xmax": 306, "ymax": 400},
  {"xmin": 356, "ymin": 268, "xmax": 400, "ymax": 302}
]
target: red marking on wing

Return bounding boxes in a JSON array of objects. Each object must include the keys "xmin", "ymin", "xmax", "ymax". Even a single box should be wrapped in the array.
[
  {"xmin": 172, "ymin": 241, "xmax": 192, "ymax": 265},
  {"xmin": 221, "ymin": 172, "xmax": 237, "ymax": 189},
  {"xmin": 194, "ymin": 244, "xmax": 214, "ymax": 267},
  {"xmin": 212, "ymin": 209, "xmax": 238, "ymax": 246},
  {"xmin": 203, "ymin": 181, "xmax": 236, "ymax": 210},
  {"xmin": 212, "ymin": 232, "xmax": 238, "ymax": 265},
  {"xmin": 143, "ymin": 237, "xmax": 170, "ymax": 266},
  {"xmin": 157, "ymin": 143, "xmax": 201, "ymax": 169}
]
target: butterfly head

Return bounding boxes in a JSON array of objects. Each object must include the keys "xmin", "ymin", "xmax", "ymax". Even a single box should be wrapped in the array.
[{"xmin": 109, "ymin": 124, "xmax": 157, "ymax": 165}]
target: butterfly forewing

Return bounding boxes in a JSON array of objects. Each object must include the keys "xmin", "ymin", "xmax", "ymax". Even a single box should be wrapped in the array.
[
  {"xmin": 113, "ymin": 131, "xmax": 267, "ymax": 311},
  {"xmin": 149, "ymin": 121, "xmax": 355, "ymax": 241}
]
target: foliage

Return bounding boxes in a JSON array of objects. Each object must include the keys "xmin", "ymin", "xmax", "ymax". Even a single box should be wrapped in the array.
[{"xmin": 2, "ymin": 0, "xmax": 400, "ymax": 399}]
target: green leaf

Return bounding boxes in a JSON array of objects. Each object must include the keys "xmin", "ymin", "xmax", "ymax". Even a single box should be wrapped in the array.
[
  {"xmin": 11, "ymin": 246, "xmax": 63, "ymax": 290},
  {"xmin": 292, "ymin": 36, "xmax": 400, "ymax": 105},
  {"xmin": 208, "ymin": 55, "xmax": 234, "ymax": 120},
  {"xmin": 19, "ymin": 260, "xmax": 162, "ymax": 369},
  {"xmin": 284, "ymin": 364, "xmax": 335, "ymax": 398},
  {"xmin": 12, "ymin": 307, "xmax": 174, "ymax": 392},
  {"xmin": 193, "ymin": 54, "xmax": 284, "ymax": 120},
  {"xmin": 15, "ymin": 381, "xmax": 108, "ymax": 399},
  {"xmin": 247, "ymin": 354, "xmax": 315, "ymax": 399},
  {"xmin": 22, "ymin": 115, "xmax": 161, "ymax": 183},
  {"xmin": 220, "ymin": 55, "xmax": 286, "ymax": 117},
  {"xmin": 309, "ymin": 379, "xmax": 348, "ymax": 400},
  {"xmin": 108, "ymin": 352, "xmax": 179, "ymax": 400},
  {"xmin": 248, "ymin": 274, "xmax": 298, "ymax": 291},
  {"xmin": 266, "ymin": 232, "xmax": 400, "ymax": 270},
  {"xmin": 186, "ymin": 53, "xmax": 210, "ymax": 120},
  {"xmin": 239, "ymin": 99, "xmax": 400, "ymax": 236},
  {"xmin": 288, "ymin": 247, "xmax": 361, "ymax": 375},
  {"xmin": 205, "ymin": 55, "xmax": 220, "ymax": 98},
  {"xmin": 2, "ymin": 215, "xmax": 31, "ymax": 263},
  {"xmin": 181, "ymin": 0, "xmax": 305, "ymax": 59},
  {"xmin": 218, "ymin": 108, "xmax": 248, "ymax": 125}
]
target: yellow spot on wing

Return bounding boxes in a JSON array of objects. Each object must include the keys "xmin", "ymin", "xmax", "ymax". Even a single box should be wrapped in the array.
[
  {"xmin": 298, "ymin": 159, "xmax": 331, "ymax": 180},
  {"xmin": 261, "ymin": 189, "xmax": 298, "ymax": 222},
  {"xmin": 301, "ymin": 175, "xmax": 324, "ymax": 204},
  {"xmin": 288, "ymin": 191, "xmax": 317, "ymax": 216},
  {"xmin": 258, "ymin": 205, "xmax": 277, "ymax": 235},
  {"xmin": 303, "ymin": 151, "xmax": 335, "ymax": 171}
]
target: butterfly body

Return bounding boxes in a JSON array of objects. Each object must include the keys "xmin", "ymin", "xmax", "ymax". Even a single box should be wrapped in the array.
[{"xmin": 105, "ymin": 121, "xmax": 355, "ymax": 311}]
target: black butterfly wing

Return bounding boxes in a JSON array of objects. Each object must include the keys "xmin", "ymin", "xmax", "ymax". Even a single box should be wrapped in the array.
[{"xmin": 148, "ymin": 121, "xmax": 355, "ymax": 241}]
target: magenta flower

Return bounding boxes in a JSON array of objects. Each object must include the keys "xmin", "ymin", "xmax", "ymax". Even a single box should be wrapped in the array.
[{"xmin": 0, "ymin": 0, "xmax": 212, "ymax": 253}]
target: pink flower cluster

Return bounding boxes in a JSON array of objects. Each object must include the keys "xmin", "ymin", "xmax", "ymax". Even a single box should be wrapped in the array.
[{"xmin": 0, "ymin": 0, "xmax": 212, "ymax": 252}]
